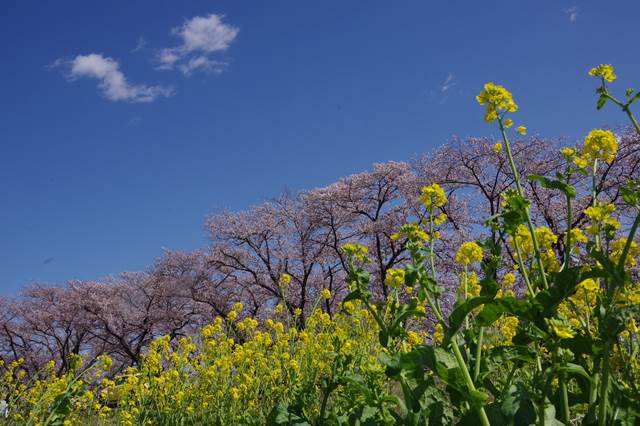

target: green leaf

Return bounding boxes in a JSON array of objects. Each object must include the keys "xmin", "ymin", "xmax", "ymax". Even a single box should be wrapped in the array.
[
  {"xmin": 501, "ymin": 191, "xmax": 530, "ymax": 235},
  {"xmin": 476, "ymin": 297, "xmax": 535, "ymax": 327},
  {"xmin": 620, "ymin": 180, "xmax": 640, "ymax": 207},
  {"xmin": 501, "ymin": 384, "xmax": 537, "ymax": 425},
  {"xmin": 388, "ymin": 345, "xmax": 467, "ymax": 392},
  {"xmin": 558, "ymin": 363, "xmax": 594, "ymax": 383},
  {"xmin": 597, "ymin": 94, "xmax": 608, "ymax": 110},
  {"xmin": 444, "ymin": 296, "xmax": 493, "ymax": 344},
  {"xmin": 266, "ymin": 403, "xmax": 312, "ymax": 425},
  {"xmin": 528, "ymin": 175, "xmax": 576, "ymax": 198},
  {"xmin": 342, "ymin": 289, "xmax": 367, "ymax": 305}
]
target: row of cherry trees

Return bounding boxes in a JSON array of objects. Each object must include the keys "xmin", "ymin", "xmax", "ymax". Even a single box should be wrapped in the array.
[{"xmin": 2, "ymin": 129, "xmax": 639, "ymax": 375}]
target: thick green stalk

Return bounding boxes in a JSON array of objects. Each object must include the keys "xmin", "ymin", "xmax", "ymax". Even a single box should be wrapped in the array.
[
  {"xmin": 591, "ymin": 160, "xmax": 602, "ymax": 252},
  {"xmin": 474, "ymin": 327, "xmax": 484, "ymax": 382},
  {"xmin": 429, "ymin": 210, "xmax": 437, "ymax": 280},
  {"xmin": 560, "ymin": 374, "xmax": 570, "ymax": 425},
  {"xmin": 450, "ymin": 339, "xmax": 491, "ymax": 426},
  {"xmin": 513, "ymin": 239, "xmax": 536, "ymax": 297},
  {"xmin": 564, "ymin": 191, "xmax": 573, "ymax": 269},
  {"xmin": 603, "ymin": 92, "xmax": 640, "ymax": 136},
  {"xmin": 625, "ymin": 106, "xmax": 640, "ymax": 136},
  {"xmin": 499, "ymin": 121, "xmax": 549, "ymax": 290},
  {"xmin": 463, "ymin": 266, "xmax": 470, "ymax": 330},
  {"xmin": 597, "ymin": 354, "xmax": 611, "ymax": 426},
  {"xmin": 616, "ymin": 210, "xmax": 640, "ymax": 271}
]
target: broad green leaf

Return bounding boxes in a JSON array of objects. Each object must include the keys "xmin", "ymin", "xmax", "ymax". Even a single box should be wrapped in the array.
[{"xmin": 528, "ymin": 175, "xmax": 576, "ymax": 198}]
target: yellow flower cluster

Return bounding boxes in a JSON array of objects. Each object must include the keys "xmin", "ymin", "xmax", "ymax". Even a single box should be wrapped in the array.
[
  {"xmin": 391, "ymin": 223, "xmax": 430, "ymax": 244},
  {"xmin": 384, "ymin": 268, "xmax": 405, "ymax": 288},
  {"xmin": 434, "ymin": 212, "xmax": 447, "ymax": 225},
  {"xmin": 432, "ymin": 323, "xmax": 444, "ymax": 345},
  {"xmin": 502, "ymin": 272, "xmax": 516, "ymax": 288},
  {"xmin": 459, "ymin": 271, "xmax": 481, "ymax": 298},
  {"xmin": 584, "ymin": 202, "xmax": 620, "ymax": 235},
  {"xmin": 341, "ymin": 243, "xmax": 370, "ymax": 263},
  {"xmin": 455, "ymin": 241, "xmax": 483, "ymax": 265},
  {"xmin": 611, "ymin": 237, "xmax": 640, "ymax": 268},
  {"xmin": 582, "ymin": 128, "xmax": 618, "ymax": 164},
  {"xmin": 476, "ymin": 83, "xmax": 518, "ymax": 123},
  {"xmin": 558, "ymin": 278, "xmax": 600, "ymax": 331},
  {"xmin": 546, "ymin": 317, "xmax": 575, "ymax": 339},
  {"xmin": 419, "ymin": 183, "xmax": 447, "ymax": 209},
  {"xmin": 588, "ymin": 64, "xmax": 617, "ymax": 82},
  {"xmin": 279, "ymin": 273, "xmax": 292, "ymax": 287},
  {"xmin": 508, "ymin": 225, "xmax": 559, "ymax": 271}
]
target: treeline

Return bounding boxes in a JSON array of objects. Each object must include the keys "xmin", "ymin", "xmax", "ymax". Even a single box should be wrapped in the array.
[{"xmin": 2, "ymin": 129, "xmax": 639, "ymax": 375}]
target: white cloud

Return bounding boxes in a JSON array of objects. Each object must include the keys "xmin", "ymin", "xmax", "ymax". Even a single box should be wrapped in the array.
[
  {"xmin": 440, "ymin": 73, "xmax": 456, "ymax": 93},
  {"xmin": 563, "ymin": 6, "xmax": 578, "ymax": 23},
  {"xmin": 158, "ymin": 14, "xmax": 239, "ymax": 75},
  {"xmin": 56, "ymin": 53, "xmax": 173, "ymax": 103},
  {"xmin": 131, "ymin": 37, "xmax": 148, "ymax": 53},
  {"xmin": 179, "ymin": 56, "xmax": 228, "ymax": 76}
]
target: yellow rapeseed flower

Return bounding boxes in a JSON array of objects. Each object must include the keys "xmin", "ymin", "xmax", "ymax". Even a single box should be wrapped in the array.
[
  {"xmin": 573, "ymin": 155, "xmax": 588, "ymax": 169},
  {"xmin": 279, "ymin": 273, "xmax": 291, "ymax": 287},
  {"xmin": 476, "ymin": 82, "xmax": 518, "ymax": 123},
  {"xmin": 419, "ymin": 183, "xmax": 447, "ymax": 209},
  {"xmin": 434, "ymin": 213, "xmax": 448, "ymax": 225},
  {"xmin": 588, "ymin": 64, "xmax": 617, "ymax": 83},
  {"xmin": 321, "ymin": 289, "xmax": 331, "ymax": 299},
  {"xmin": 502, "ymin": 272, "xmax": 516, "ymax": 288},
  {"xmin": 433, "ymin": 323, "xmax": 444, "ymax": 345},
  {"xmin": 547, "ymin": 318, "xmax": 575, "ymax": 339},
  {"xmin": 393, "ymin": 223, "xmax": 430, "ymax": 244},
  {"xmin": 560, "ymin": 147, "xmax": 576, "ymax": 159},
  {"xmin": 583, "ymin": 129, "xmax": 618, "ymax": 164},
  {"xmin": 465, "ymin": 271, "xmax": 481, "ymax": 297},
  {"xmin": 384, "ymin": 268, "xmax": 405, "ymax": 288},
  {"xmin": 341, "ymin": 243, "xmax": 370, "ymax": 262},
  {"xmin": 611, "ymin": 237, "xmax": 640, "ymax": 268},
  {"xmin": 493, "ymin": 143, "xmax": 502, "ymax": 154},
  {"xmin": 516, "ymin": 126, "xmax": 527, "ymax": 135},
  {"xmin": 455, "ymin": 241, "xmax": 483, "ymax": 265},
  {"xmin": 569, "ymin": 228, "xmax": 588, "ymax": 244}
]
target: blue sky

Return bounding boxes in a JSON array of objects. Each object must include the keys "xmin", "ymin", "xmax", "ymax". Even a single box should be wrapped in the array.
[{"xmin": 1, "ymin": 1, "xmax": 639, "ymax": 295}]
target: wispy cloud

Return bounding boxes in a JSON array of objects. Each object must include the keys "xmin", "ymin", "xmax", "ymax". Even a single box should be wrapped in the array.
[
  {"xmin": 52, "ymin": 53, "xmax": 174, "ymax": 103},
  {"xmin": 131, "ymin": 37, "xmax": 148, "ymax": 53},
  {"xmin": 157, "ymin": 14, "xmax": 239, "ymax": 76},
  {"xmin": 563, "ymin": 6, "xmax": 578, "ymax": 23},
  {"xmin": 440, "ymin": 73, "xmax": 456, "ymax": 93}
]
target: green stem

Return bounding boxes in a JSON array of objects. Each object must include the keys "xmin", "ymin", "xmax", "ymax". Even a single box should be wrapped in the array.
[
  {"xmin": 450, "ymin": 339, "xmax": 491, "ymax": 426},
  {"xmin": 597, "ymin": 353, "xmax": 611, "ymax": 426},
  {"xmin": 603, "ymin": 92, "xmax": 640, "ymax": 136},
  {"xmin": 513, "ymin": 239, "xmax": 536, "ymax": 297},
  {"xmin": 463, "ymin": 266, "xmax": 469, "ymax": 330},
  {"xmin": 564, "ymin": 190, "xmax": 573, "ymax": 269},
  {"xmin": 588, "ymin": 369, "xmax": 600, "ymax": 420},
  {"xmin": 501, "ymin": 364, "xmax": 518, "ymax": 397},
  {"xmin": 592, "ymin": 160, "xmax": 601, "ymax": 252},
  {"xmin": 474, "ymin": 327, "xmax": 484, "ymax": 382},
  {"xmin": 560, "ymin": 373, "xmax": 570, "ymax": 425},
  {"xmin": 429, "ymin": 210, "xmax": 437, "ymax": 280},
  {"xmin": 625, "ymin": 106, "xmax": 640, "ymax": 136},
  {"xmin": 617, "ymin": 210, "xmax": 640, "ymax": 271},
  {"xmin": 499, "ymin": 120, "xmax": 549, "ymax": 290}
]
